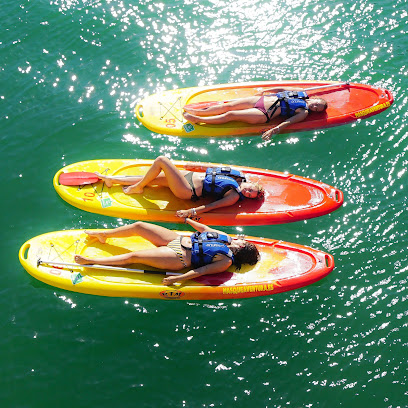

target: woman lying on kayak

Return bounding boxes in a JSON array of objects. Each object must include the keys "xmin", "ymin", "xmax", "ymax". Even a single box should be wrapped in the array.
[
  {"xmin": 96, "ymin": 156, "xmax": 264, "ymax": 219},
  {"xmin": 183, "ymin": 88, "xmax": 328, "ymax": 141},
  {"xmin": 74, "ymin": 218, "xmax": 260, "ymax": 286}
]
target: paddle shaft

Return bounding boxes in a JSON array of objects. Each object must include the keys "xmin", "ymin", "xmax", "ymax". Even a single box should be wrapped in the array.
[
  {"xmin": 304, "ymin": 82, "xmax": 350, "ymax": 91},
  {"xmin": 38, "ymin": 259, "xmax": 182, "ymax": 276},
  {"xmin": 264, "ymin": 82, "xmax": 350, "ymax": 95}
]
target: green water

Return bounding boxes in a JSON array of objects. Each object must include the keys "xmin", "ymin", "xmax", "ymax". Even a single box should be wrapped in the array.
[{"xmin": 1, "ymin": 0, "xmax": 407, "ymax": 407}]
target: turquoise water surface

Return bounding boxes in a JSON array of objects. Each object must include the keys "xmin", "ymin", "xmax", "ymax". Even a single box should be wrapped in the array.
[{"xmin": 1, "ymin": 0, "xmax": 407, "ymax": 407}]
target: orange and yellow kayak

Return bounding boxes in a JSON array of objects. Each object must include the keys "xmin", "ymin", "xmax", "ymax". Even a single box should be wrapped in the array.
[
  {"xmin": 54, "ymin": 159, "xmax": 343, "ymax": 226},
  {"xmin": 135, "ymin": 81, "xmax": 393, "ymax": 137},
  {"xmin": 19, "ymin": 229, "xmax": 335, "ymax": 300}
]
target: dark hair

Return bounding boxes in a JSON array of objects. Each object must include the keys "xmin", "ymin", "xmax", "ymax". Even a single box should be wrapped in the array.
[{"xmin": 231, "ymin": 241, "xmax": 260, "ymax": 270}]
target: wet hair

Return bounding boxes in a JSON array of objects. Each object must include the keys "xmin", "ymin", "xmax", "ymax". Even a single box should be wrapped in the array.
[
  {"xmin": 309, "ymin": 96, "xmax": 328, "ymax": 111},
  {"xmin": 231, "ymin": 241, "xmax": 260, "ymax": 270}
]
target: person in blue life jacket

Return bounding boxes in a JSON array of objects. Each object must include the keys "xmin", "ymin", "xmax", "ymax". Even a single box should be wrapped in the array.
[
  {"xmin": 182, "ymin": 87, "xmax": 328, "ymax": 141},
  {"xmin": 74, "ymin": 218, "xmax": 260, "ymax": 286},
  {"xmin": 96, "ymin": 156, "xmax": 264, "ymax": 219}
]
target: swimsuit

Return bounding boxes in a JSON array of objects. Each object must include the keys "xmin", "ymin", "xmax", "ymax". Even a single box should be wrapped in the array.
[
  {"xmin": 254, "ymin": 96, "xmax": 274, "ymax": 122},
  {"xmin": 254, "ymin": 92, "xmax": 308, "ymax": 122},
  {"xmin": 167, "ymin": 236, "xmax": 188, "ymax": 267},
  {"xmin": 184, "ymin": 171, "xmax": 200, "ymax": 201},
  {"xmin": 254, "ymin": 96, "xmax": 282, "ymax": 122}
]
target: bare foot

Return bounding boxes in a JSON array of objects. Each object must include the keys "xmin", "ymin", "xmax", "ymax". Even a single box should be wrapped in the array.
[
  {"xmin": 84, "ymin": 230, "xmax": 107, "ymax": 244},
  {"xmin": 123, "ymin": 184, "xmax": 144, "ymax": 194},
  {"xmin": 75, "ymin": 255, "xmax": 93, "ymax": 265},
  {"xmin": 95, "ymin": 172, "xmax": 113, "ymax": 187}
]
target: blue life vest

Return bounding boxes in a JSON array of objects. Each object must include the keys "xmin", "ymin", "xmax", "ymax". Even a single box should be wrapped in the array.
[
  {"xmin": 276, "ymin": 91, "xmax": 308, "ymax": 117},
  {"xmin": 190, "ymin": 231, "xmax": 234, "ymax": 268},
  {"xmin": 202, "ymin": 167, "xmax": 245, "ymax": 200}
]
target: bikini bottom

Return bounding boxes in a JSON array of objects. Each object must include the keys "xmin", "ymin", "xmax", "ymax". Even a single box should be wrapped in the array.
[
  {"xmin": 167, "ymin": 236, "xmax": 188, "ymax": 268},
  {"xmin": 184, "ymin": 171, "xmax": 200, "ymax": 201},
  {"xmin": 254, "ymin": 96, "xmax": 280, "ymax": 122}
]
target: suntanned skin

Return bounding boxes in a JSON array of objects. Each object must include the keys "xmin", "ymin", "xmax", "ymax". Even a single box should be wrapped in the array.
[
  {"xmin": 182, "ymin": 87, "xmax": 327, "ymax": 140},
  {"xmin": 74, "ymin": 218, "xmax": 247, "ymax": 286},
  {"xmin": 95, "ymin": 156, "xmax": 262, "ymax": 219}
]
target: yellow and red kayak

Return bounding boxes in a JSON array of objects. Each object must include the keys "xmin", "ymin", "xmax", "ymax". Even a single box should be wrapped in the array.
[
  {"xmin": 19, "ymin": 229, "xmax": 335, "ymax": 300},
  {"xmin": 53, "ymin": 159, "xmax": 343, "ymax": 226},
  {"xmin": 134, "ymin": 81, "xmax": 393, "ymax": 137}
]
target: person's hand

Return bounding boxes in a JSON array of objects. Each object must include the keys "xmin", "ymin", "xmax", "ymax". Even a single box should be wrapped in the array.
[
  {"xmin": 262, "ymin": 126, "xmax": 280, "ymax": 141},
  {"xmin": 176, "ymin": 208, "xmax": 196, "ymax": 219},
  {"xmin": 176, "ymin": 209, "xmax": 189, "ymax": 218},
  {"xmin": 163, "ymin": 276, "xmax": 178, "ymax": 286}
]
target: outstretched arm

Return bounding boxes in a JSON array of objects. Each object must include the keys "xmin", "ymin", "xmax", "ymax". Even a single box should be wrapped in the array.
[
  {"xmin": 176, "ymin": 190, "xmax": 239, "ymax": 219},
  {"xmin": 183, "ymin": 162, "xmax": 209, "ymax": 172},
  {"xmin": 256, "ymin": 87, "xmax": 304, "ymax": 96},
  {"xmin": 162, "ymin": 257, "xmax": 232, "ymax": 285},
  {"xmin": 184, "ymin": 217, "xmax": 212, "ymax": 232},
  {"xmin": 262, "ymin": 109, "xmax": 309, "ymax": 141},
  {"xmin": 184, "ymin": 218, "xmax": 226, "ymax": 235}
]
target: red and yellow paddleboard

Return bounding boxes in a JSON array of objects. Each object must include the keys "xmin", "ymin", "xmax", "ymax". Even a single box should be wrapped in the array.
[
  {"xmin": 19, "ymin": 229, "xmax": 335, "ymax": 300},
  {"xmin": 53, "ymin": 159, "xmax": 343, "ymax": 226},
  {"xmin": 135, "ymin": 81, "xmax": 393, "ymax": 137}
]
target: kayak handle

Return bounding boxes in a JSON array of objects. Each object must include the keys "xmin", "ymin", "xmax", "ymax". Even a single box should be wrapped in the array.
[
  {"xmin": 19, "ymin": 242, "xmax": 30, "ymax": 261},
  {"xmin": 384, "ymin": 89, "xmax": 394, "ymax": 103},
  {"xmin": 335, "ymin": 189, "xmax": 344, "ymax": 204},
  {"xmin": 325, "ymin": 254, "xmax": 335, "ymax": 269}
]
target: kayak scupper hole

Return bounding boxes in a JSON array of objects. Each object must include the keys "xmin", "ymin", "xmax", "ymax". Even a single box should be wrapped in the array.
[
  {"xmin": 335, "ymin": 191, "xmax": 340, "ymax": 202},
  {"xmin": 138, "ymin": 106, "xmax": 144, "ymax": 118},
  {"xmin": 23, "ymin": 244, "xmax": 30, "ymax": 260}
]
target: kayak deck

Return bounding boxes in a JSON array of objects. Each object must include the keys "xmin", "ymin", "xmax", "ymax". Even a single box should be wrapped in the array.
[
  {"xmin": 135, "ymin": 81, "xmax": 393, "ymax": 137},
  {"xmin": 54, "ymin": 159, "xmax": 343, "ymax": 226},
  {"xmin": 19, "ymin": 230, "xmax": 335, "ymax": 300}
]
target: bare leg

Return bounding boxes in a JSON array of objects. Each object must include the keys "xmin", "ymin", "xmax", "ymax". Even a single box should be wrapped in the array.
[
  {"xmin": 96, "ymin": 173, "xmax": 143, "ymax": 188},
  {"xmin": 184, "ymin": 96, "xmax": 259, "ymax": 116},
  {"xmin": 75, "ymin": 247, "xmax": 186, "ymax": 270},
  {"xmin": 95, "ymin": 173, "xmax": 171, "ymax": 192},
  {"xmin": 84, "ymin": 221, "xmax": 179, "ymax": 246},
  {"xmin": 123, "ymin": 156, "xmax": 192, "ymax": 198},
  {"xmin": 183, "ymin": 108, "xmax": 268, "ymax": 125}
]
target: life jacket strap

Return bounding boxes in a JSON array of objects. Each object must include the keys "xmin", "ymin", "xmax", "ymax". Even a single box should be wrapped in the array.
[{"xmin": 266, "ymin": 99, "xmax": 280, "ymax": 122}]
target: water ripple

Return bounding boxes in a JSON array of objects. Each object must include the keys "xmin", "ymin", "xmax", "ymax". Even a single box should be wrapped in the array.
[{"xmin": 2, "ymin": 0, "xmax": 408, "ymax": 406}]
